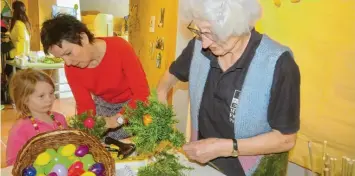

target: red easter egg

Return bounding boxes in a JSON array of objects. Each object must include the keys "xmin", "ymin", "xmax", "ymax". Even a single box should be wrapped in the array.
[
  {"xmin": 84, "ymin": 117, "xmax": 95, "ymax": 129},
  {"xmin": 69, "ymin": 161, "xmax": 83, "ymax": 170},
  {"xmin": 68, "ymin": 168, "xmax": 84, "ymax": 176},
  {"xmin": 68, "ymin": 161, "xmax": 85, "ymax": 176}
]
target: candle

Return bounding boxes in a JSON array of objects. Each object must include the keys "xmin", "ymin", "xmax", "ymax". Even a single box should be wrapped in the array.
[
  {"xmin": 330, "ymin": 158, "xmax": 335, "ymax": 176},
  {"xmin": 347, "ymin": 159, "xmax": 353, "ymax": 176},
  {"xmin": 308, "ymin": 141, "xmax": 314, "ymax": 176},
  {"xmin": 341, "ymin": 156, "xmax": 346, "ymax": 176},
  {"xmin": 325, "ymin": 154, "xmax": 330, "ymax": 167},
  {"xmin": 323, "ymin": 141, "xmax": 328, "ymax": 160},
  {"xmin": 352, "ymin": 160, "xmax": 355, "ymax": 176},
  {"xmin": 324, "ymin": 168, "xmax": 330, "ymax": 176}
]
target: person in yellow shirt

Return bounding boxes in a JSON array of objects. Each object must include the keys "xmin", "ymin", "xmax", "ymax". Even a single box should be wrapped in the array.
[{"xmin": 9, "ymin": 1, "xmax": 31, "ymax": 58}]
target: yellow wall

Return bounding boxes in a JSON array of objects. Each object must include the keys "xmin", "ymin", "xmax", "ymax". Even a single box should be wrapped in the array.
[
  {"xmin": 129, "ymin": 0, "xmax": 179, "ymax": 89},
  {"xmin": 38, "ymin": 0, "xmax": 56, "ymax": 34},
  {"xmin": 256, "ymin": 0, "xmax": 355, "ymax": 173},
  {"xmin": 1, "ymin": 1, "xmax": 5, "ymax": 10},
  {"xmin": 113, "ymin": 17, "xmax": 125, "ymax": 35}
]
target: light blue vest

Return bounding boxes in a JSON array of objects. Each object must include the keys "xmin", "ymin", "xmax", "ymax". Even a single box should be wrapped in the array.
[{"xmin": 189, "ymin": 35, "xmax": 292, "ymax": 176}]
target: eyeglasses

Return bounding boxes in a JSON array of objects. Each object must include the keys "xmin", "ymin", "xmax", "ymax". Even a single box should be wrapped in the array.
[
  {"xmin": 187, "ymin": 21, "xmax": 201, "ymax": 37},
  {"xmin": 187, "ymin": 21, "xmax": 216, "ymax": 41}
]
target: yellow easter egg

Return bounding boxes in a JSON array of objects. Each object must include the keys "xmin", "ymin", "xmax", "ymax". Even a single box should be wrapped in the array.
[
  {"xmin": 37, "ymin": 174, "xmax": 46, "ymax": 176},
  {"xmin": 61, "ymin": 144, "xmax": 76, "ymax": 156},
  {"xmin": 81, "ymin": 171, "xmax": 96, "ymax": 176},
  {"xmin": 34, "ymin": 152, "xmax": 51, "ymax": 166}
]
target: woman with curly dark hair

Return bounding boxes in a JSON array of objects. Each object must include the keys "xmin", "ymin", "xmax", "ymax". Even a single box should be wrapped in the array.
[{"xmin": 40, "ymin": 14, "xmax": 150, "ymax": 141}]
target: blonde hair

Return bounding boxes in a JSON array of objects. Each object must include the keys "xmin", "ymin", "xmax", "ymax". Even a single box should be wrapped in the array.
[
  {"xmin": 9, "ymin": 69, "xmax": 55, "ymax": 118},
  {"xmin": 181, "ymin": 0, "xmax": 262, "ymax": 41}
]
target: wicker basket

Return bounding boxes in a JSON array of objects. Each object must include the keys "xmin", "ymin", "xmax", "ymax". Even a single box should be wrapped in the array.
[{"xmin": 12, "ymin": 129, "xmax": 115, "ymax": 176}]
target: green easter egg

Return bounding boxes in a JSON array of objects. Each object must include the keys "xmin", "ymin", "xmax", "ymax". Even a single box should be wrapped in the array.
[
  {"xmin": 57, "ymin": 146, "xmax": 64, "ymax": 155},
  {"xmin": 45, "ymin": 149, "xmax": 57, "ymax": 158},
  {"xmin": 33, "ymin": 164, "xmax": 44, "ymax": 175},
  {"xmin": 81, "ymin": 154, "xmax": 94, "ymax": 161},
  {"xmin": 52, "ymin": 153, "xmax": 68, "ymax": 164},
  {"xmin": 52, "ymin": 153, "xmax": 61, "ymax": 163},
  {"xmin": 43, "ymin": 162, "xmax": 55, "ymax": 174},
  {"xmin": 68, "ymin": 155, "xmax": 80, "ymax": 165},
  {"xmin": 60, "ymin": 156, "xmax": 71, "ymax": 168},
  {"xmin": 81, "ymin": 154, "xmax": 95, "ymax": 171},
  {"xmin": 52, "ymin": 154, "xmax": 71, "ymax": 168}
]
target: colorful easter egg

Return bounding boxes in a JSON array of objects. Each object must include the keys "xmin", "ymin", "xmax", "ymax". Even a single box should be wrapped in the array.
[
  {"xmin": 75, "ymin": 145, "xmax": 89, "ymax": 157},
  {"xmin": 22, "ymin": 166, "xmax": 36, "ymax": 176},
  {"xmin": 51, "ymin": 164, "xmax": 68, "ymax": 176},
  {"xmin": 80, "ymin": 154, "xmax": 95, "ymax": 171},
  {"xmin": 61, "ymin": 144, "xmax": 76, "ymax": 157},
  {"xmin": 80, "ymin": 171, "xmax": 96, "ymax": 176},
  {"xmin": 34, "ymin": 152, "xmax": 51, "ymax": 166},
  {"xmin": 88, "ymin": 163, "xmax": 105, "ymax": 175},
  {"xmin": 84, "ymin": 117, "xmax": 95, "ymax": 128}
]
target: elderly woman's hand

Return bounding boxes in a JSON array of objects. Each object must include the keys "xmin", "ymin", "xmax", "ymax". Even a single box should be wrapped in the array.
[{"xmin": 183, "ymin": 138, "xmax": 233, "ymax": 164}]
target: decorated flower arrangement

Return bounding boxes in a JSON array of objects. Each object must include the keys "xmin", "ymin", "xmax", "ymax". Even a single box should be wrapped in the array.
[{"xmin": 121, "ymin": 91, "xmax": 193, "ymax": 175}]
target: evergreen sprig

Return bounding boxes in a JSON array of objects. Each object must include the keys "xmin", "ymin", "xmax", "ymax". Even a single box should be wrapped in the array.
[
  {"xmin": 252, "ymin": 152, "xmax": 289, "ymax": 176},
  {"xmin": 68, "ymin": 111, "xmax": 107, "ymax": 139},
  {"xmin": 123, "ymin": 91, "xmax": 186, "ymax": 154},
  {"xmin": 137, "ymin": 152, "xmax": 193, "ymax": 176}
]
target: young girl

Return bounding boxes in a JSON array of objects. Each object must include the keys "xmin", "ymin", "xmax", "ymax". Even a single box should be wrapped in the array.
[{"xmin": 6, "ymin": 69, "xmax": 68, "ymax": 165}]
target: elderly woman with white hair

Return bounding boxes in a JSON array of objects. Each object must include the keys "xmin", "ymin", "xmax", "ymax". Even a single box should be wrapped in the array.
[{"xmin": 157, "ymin": 0, "xmax": 300, "ymax": 175}]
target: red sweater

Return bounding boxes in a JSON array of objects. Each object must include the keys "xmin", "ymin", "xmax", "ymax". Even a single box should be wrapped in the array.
[{"xmin": 65, "ymin": 37, "xmax": 149, "ymax": 115}]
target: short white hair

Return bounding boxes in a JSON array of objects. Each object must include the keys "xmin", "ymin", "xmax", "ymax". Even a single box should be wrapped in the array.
[{"xmin": 181, "ymin": 0, "xmax": 262, "ymax": 41}]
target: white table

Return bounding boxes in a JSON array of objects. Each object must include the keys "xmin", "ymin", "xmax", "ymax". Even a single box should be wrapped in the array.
[
  {"xmin": 0, "ymin": 166, "xmax": 12, "ymax": 176},
  {"xmin": 5, "ymin": 60, "xmax": 69, "ymax": 96},
  {"xmin": 181, "ymin": 159, "xmax": 226, "ymax": 176},
  {"xmin": 6, "ymin": 60, "xmax": 64, "ymax": 74}
]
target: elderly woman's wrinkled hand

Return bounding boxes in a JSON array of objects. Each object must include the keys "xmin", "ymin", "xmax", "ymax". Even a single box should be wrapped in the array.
[{"xmin": 183, "ymin": 138, "xmax": 232, "ymax": 164}]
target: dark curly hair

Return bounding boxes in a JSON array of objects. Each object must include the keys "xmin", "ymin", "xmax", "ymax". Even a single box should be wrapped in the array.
[{"xmin": 40, "ymin": 14, "xmax": 94, "ymax": 54}]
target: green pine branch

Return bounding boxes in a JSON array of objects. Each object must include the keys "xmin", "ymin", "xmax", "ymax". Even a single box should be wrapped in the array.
[
  {"xmin": 68, "ymin": 111, "xmax": 107, "ymax": 139},
  {"xmin": 137, "ymin": 152, "xmax": 193, "ymax": 176},
  {"xmin": 123, "ymin": 91, "xmax": 186, "ymax": 154}
]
